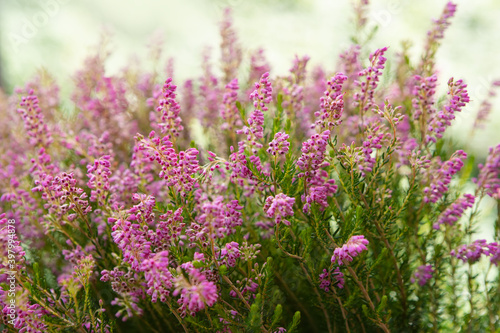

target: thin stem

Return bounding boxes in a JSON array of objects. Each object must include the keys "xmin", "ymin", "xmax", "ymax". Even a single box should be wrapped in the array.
[
  {"xmin": 345, "ymin": 265, "xmax": 390, "ymax": 333},
  {"xmin": 275, "ymin": 227, "xmax": 303, "ymax": 260},
  {"xmin": 332, "ymin": 288, "xmax": 351, "ymax": 333},
  {"xmin": 167, "ymin": 301, "xmax": 189, "ymax": 333},
  {"xmin": 299, "ymin": 262, "xmax": 332, "ymax": 333},
  {"xmin": 373, "ymin": 219, "xmax": 407, "ymax": 316},
  {"xmin": 273, "ymin": 270, "xmax": 318, "ymax": 333}
]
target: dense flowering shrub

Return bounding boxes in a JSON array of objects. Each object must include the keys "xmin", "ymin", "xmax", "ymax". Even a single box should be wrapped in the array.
[{"xmin": 1, "ymin": 2, "xmax": 500, "ymax": 332}]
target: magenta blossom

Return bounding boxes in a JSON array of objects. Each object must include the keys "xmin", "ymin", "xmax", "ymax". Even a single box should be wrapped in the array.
[
  {"xmin": 263, "ymin": 193, "xmax": 295, "ymax": 226},
  {"xmin": 331, "ymin": 235, "xmax": 369, "ymax": 265}
]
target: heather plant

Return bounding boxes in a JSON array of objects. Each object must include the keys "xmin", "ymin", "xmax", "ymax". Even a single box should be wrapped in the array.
[{"xmin": 2, "ymin": 2, "xmax": 500, "ymax": 333}]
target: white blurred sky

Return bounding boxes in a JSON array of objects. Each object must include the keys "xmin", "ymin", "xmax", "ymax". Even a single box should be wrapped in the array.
[{"xmin": 1, "ymin": 0, "xmax": 500, "ymax": 154}]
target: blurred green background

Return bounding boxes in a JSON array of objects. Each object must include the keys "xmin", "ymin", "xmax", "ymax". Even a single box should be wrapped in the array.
[{"xmin": 1, "ymin": 0, "xmax": 499, "ymax": 151}]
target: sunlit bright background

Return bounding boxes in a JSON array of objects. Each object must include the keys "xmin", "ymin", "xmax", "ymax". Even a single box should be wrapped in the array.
[{"xmin": 1, "ymin": 0, "xmax": 500, "ymax": 236}]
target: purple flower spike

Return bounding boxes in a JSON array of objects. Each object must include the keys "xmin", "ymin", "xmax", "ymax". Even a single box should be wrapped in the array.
[
  {"xmin": 474, "ymin": 144, "xmax": 500, "ymax": 198},
  {"xmin": 331, "ymin": 235, "xmax": 369, "ymax": 265},
  {"xmin": 411, "ymin": 264, "xmax": 434, "ymax": 286},
  {"xmin": 264, "ymin": 193, "xmax": 295, "ymax": 226}
]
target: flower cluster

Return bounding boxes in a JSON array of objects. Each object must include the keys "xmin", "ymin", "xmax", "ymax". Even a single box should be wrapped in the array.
[
  {"xmin": 353, "ymin": 47, "xmax": 388, "ymax": 113},
  {"xmin": 33, "ymin": 171, "xmax": 92, "ymax": 223},
  {"xmin": 173, "ymin": 264, "xmax": 218, "ymax": 317},
  {"xmin": 220, "ymin": 78, "xmax": 241, "ymax": 131},
  {"xmin": 267, "ymin": 132, "xmax": 290, "ymax": 156},
  {"xmin": 313, "ymin": 73, "xmax": 347, "ymax": 132},
  {"xmin": 412, "ymin": 74, "xmax": 437, "ymax": 120},
  {"xmin": 17, "ymin": 90, "xmax": 53, "ymax": 147},
  {"xmin": 319, "ymin": 267, "xmax": 345, "ymax": 292},
  {"xmin": 87, "ymin": 155, "xmax": 112, "ymax": 206},
  {"xmin": 331, "ymin": 235, "xmax": 369, "ymax": 265},
  {"xmin": 411, "ymin": 264, "xmax": 434, "ymax": 286},
  {"xmin": 136, "ymin": 131, "xmax": 199, "ymax": 197},
  {"xmin": 297, "ymin": 131, "xmax": 330, "ymax": 180},
  {"xmin": 301, "ymin": 170, "xmax": 337, "ymax": 213},
  {"xmin": 237, "ymin": 72, "xmax": 273, "ymax": 153},
  {"xmin": 427, "ymin": 78, "xmax": 470, "ymax": 143},
  {"xmin": 474, "ymin": 144, "xmax": 500, "ymax": 198},
  {"xmin": 263, "ymin": 193, "xmax": 295, "ymax": 226},
  {"xmin": 153, "ymin": 78, "xmax": 184, "ymax": 137},
  {"xmin": 434, "ymin": 193, "xmax": 475, "ymax": 229},
  {"xmin": 423, "ymin": 150, "xmax": 467, "ymax": 203},
  {"xmin": 451, "ymin": 239, "xmax": 497, "ymax": 264},
  {"xmin": 141, "ymin": 251, "xmax": 173, "ymax": 303}
]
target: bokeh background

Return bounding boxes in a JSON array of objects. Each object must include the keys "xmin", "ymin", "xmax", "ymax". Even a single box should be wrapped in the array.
[
  {"xmin": 1, "ymin": 0, "xmax": 500, "ymax": 152},
  {"xmin": 1, "ymin": 0, "xmax": 500, "ymax": 234}
]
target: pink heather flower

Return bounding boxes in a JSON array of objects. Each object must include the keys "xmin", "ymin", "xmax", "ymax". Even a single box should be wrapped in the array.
[
  {"xmin": 451, "ymin": 239, "xmax": 492, "ymax": 264},
  {"xmin": 488, "ymin": 243, "xmax": 500, "ymax": 266},
  {"xmin": 427, "ymin": 78, "xmax": 470, "ymax": 143},
  {"xmin": 108, "ymin": 166, "xmax": 141, "ymax": 207},
  {"xmin": 267, "ymin": 132, "xmax": 290, "ymax": 156},
  {"xmin": 198, "ymin": 52, "xmax": 222, "ymax": 128},
  {"xmin": 279, "ymin": 56, "xmax": 309, "ymax": 123},
  {"xmin": 153, "ymin": 78, "xmax": 184, "ymax": 137},
  {"xmin": 218, "ymin": 241, "xmax": 241, "ymax": 267},
  {"xmin": 32, "ymin": 171, "xmax": 92, "ymax": 221},
  {"xmin": 229, "ymin": 276, "xmax": 259, "ymax": 300},
  {"xmin": 319, "ymin": 267, "xmax": 344, "ymax": 292},
  {"xmin": 173, "ymin": 266, "xmax": 218, "ymax": 317},
  {"xmin": 412, "ymin": 74, "xmax": 437, "ymax": 120},
  {"xmin": 474, "ymin": 144, "xmax": 500, "ymax": 198},
  {"xmin": 358, "ymin": 123, "xmax": 390, "ymax": 176},
  {"xmin": 111, "ymin": 216, "xmax": 152, "ymax": 270},
  {"xmin": 297, "ymin": 130, "xmax": 330, "ymax": 180},
  {"xmin": 181, "ymin": 79, "xmax": 196, "ymax": 125},
  {"xmin": 110, "ymin": 195, "xmax": 157, "ymax": 270},
  {"xmin": 237, "ymin": 72, "xmax": 273, "ymax": 153},
  {"xmin": 473, "ymin": 80, "xmax": 500, "ymax": 130},
  {"xmin": 17, "ymin": 90, "xmax": 53, "ymax": 147},
  {"xmin": 423, "ymin": 2, "xmax": 457, "ymax": 62},
  {"xmin": 303, "ymin": 66, "xmax": 327, "ymax": 135},
  {"xmin": 226, "ymin": 141, "xmax": 253, "ymax": 185},
  {"xmin": 411, "ymin": 265, "xmax": 434, "ymax": 286},
  {"xmin": 136, "ymin": 131, "xmax": 199, "ymax": 197},
  {"xmin": 433, "ymin": 194, "xmax": 475, "ymax": 229},
  {"xmin": 302, "ymin": 170, "xmax": 337, "ymax": 213},
  {"xmin": 188, "ymin": 196, "xmax": 243, "ymax": 244},
  {"xmin": 0, "ymin": 292, "xmax": 50, "ymax": 332},
  {"xmin": 247, "ymin": 49, "xmax": 271, "ymax": 96},
  {"xmin": 141, "ymin": 251, "xmax": 174, "ymax": 303},
  {"xmin": 289, "ymin": 55, "xmax": 310, "ymax": 84},
  {"xmin": 87, "ymin": 155, "xmax": 112, "ymax": 206},
  {"xmin": 338, "ymin": 45, "xmax": 362, "ymax": 79},
  {"xmin": 74, "ymin": 74, "xmax": 136, "ymax": 150},
  {"xmin": 331, "ymin": 235, "xmax": 369, "ymax": 265},
  {"xmin": 313, "ymin": 73, "xmax": 347, "ymax": 132},
  {"xmin": 154, "ymin": 208, "xmax": 185, "ymax": 249},
  {"xmin": 423, "ymin": 150, "xmax": 467, "ymax": 203},
  {"xmin": 220, "ymin": 7, "xmax": 242, "ymax": 84},
  {"xmin": 129, "ymin": 193, "xmax": 156, "ymax": 226},
  {"xmin": 319, "ymin": 269, "xmax": 331, "ymax": 292},
  {"xmin": 101, "ymin": 267, "xmax": 145, "ymax": 321},
  {"xmin": 353, "ymin": 47, "xmax": 388, "ymax": 113},
  {"xmin": 263, "ymin": 193, "xmax": 295, "ymax": 226},
  {"xmin": 220, "ymin": 78, "xmax": 241, "ymax": 131},
  {"xmin": 71, "ymin": 131, "xmax": 114, "ymax": 163}
]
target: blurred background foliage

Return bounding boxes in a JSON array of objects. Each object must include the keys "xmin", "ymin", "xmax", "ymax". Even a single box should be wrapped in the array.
[{"xmin": 0, "ymin": 0, "xmax": 499, "ymax": 155}]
